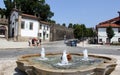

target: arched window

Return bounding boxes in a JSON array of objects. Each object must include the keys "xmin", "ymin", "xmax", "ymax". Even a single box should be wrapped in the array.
[{"xmin": 0, "ymin": 26, "xmax": 6, "ymax": 35}]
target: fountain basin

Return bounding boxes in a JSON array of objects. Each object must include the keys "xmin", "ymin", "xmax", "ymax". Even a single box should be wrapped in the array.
[{"xmin": 16, "ymin": 53, "xmax": 117, "ymax": 75}]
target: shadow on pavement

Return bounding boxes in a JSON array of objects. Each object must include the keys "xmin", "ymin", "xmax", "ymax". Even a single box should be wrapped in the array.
[{"xmin": 14, "ymin": 68, "xmax": 27, "ymax": 75}]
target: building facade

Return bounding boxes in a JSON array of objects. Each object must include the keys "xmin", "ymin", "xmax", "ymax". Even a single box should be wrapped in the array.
[
  {"xmin": 0, "ymin": 15, "xmax": 8, "ymax": 39},
  {"xmin": 96, "ymin": 16, "xmax": 120, "ymax": 44},
  {"xmin": 9, "ymin": 9, "xmax": 50, "ymax": 42},
  {"xmin": 9, "ymin": 9, "xmax": 74, "ymax": 42}
]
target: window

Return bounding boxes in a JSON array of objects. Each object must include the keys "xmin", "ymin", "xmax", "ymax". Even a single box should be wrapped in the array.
[
  {"xmin": 47, "ymin": 26, "xmax": 49, "ymax": 30},
  {"xmin": 118, "ymin": 28, "xmax": 120, "ymax": 33},
  {"xmin": 99, "ymin": 39, "xmax": 102, "ymax": 42},
  {"xmin": 30, "ymin": 22, "xmax": 33, "ymax": 30},
  {"xmin": 47, "ymin": 34, "xmax": 49, "ymax": 38},
  {"xmin": 118, "ymin": 38, "xmax": 120, "ymax": 43},
  {"xmin": 39, "ymin": 24, "xmax": 42, "ymax": 29},
  {"xmin": 21, "ymin": 21, "xmax": 25, "ymax": 29},
  {"xmin": 44, "ymin": 25, "xmax": 45, "ymax": 30},
  {"xmin": 38, "ymin": 33, "xmax": 42, "ymax": 37}
]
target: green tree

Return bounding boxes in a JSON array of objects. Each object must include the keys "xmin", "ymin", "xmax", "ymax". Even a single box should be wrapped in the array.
[
  {"xmin": 0, "ymin": 8, "xmax": 6, "ymax": 17},
  {"xmin": 47, "ymin": 19, "xmax": 56, "ymax": 24},
  {"xmin": 3, "ymin": 0, "xmax": 14, "ymax": 37},
  {"xmin": 3, "ymin": 0, "xmax": 54, "ymax": 21},
  {"xmin": 80, "ymin": 24, "xmax": 86, "ymax": 37},
  {"xmin": 86, "ymin": 28, "xmax": 94, "ymax": 37},
  {"xmin": 68, "ymin": 23, "xmax": 73, "ymax": 28},
  {"xmin": 62, "ymin": 23, "xmax": 66, "ymax": 27},
  {"xmin": 74, "ymin": 24, "xmax": 81, "ymax": 38},
  {"xmin": 106, "ymin": 26, "xmax": 115, "ymax": 43},
  {"xmin": 73, "ymin": 24, "xmax": 77, "ymax": 29},
  {"xmin": 4, "ymin": 0, "xmax": 14, "ymax": 18},
  {"xmin": 73, "ymin": 24, "xmax": 87, "ymax": 39}
]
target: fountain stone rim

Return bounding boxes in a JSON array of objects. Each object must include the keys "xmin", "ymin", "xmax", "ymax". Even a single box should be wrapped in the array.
[{"xmin": 16, "ymin": 53, "xmax": 117, "ymax": 75}]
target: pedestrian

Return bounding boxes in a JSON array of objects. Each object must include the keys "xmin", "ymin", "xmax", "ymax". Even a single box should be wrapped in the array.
[
  {"xmin": 39, "ymin": 39, "xmax": 41, "ymax": 45},
  {"xmin": 28, "ymin": 39, "xmax": 31, "ymax": 46},
  {"xmin": 36, "ymin": 39, "xmax": 39, "ymax": 46},
  {"xmin": 32, "ymin": 38, "xmax": 35, "ymax": 46}
]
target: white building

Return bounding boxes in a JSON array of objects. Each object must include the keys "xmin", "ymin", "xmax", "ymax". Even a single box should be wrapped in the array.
[
  {"xmin": 96, "ymin": 17, "xmax": 120, "ymax": 44},
  {"xmin": 9, "ymin": 9, "xmax": 50, "ymax": 42}
]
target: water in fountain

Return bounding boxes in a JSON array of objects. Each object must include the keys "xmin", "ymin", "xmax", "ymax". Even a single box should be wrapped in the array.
[
  {"xmin": 38, "ymin": 48, "xmax": 48, "ymax": 60},
  {"xmin": 82, "ymin": 49, "xmax": 89, "ymax": 61},
  {"xmin": 41, "ymin": 48, "xmax": 45, "ymax": 58},
  {"xmin": 30, "ymin": 49, "xmax": 104, "ymax": 69},
  {"xmin": 61, "ymin": 50, "xmax": 68, "ymax": 64},
  {"xmin": 57, "ymin": 50, "xmax": 71, "ymax": 66}
]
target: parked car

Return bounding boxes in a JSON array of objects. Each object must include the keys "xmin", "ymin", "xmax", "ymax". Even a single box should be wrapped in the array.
[{"xmin": 65, "ymin": 39, "xmax": 78, "ymax": 47}]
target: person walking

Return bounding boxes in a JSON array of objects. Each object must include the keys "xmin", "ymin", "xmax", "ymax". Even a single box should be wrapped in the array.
[
  {"xmin": 39, "ymin": 39, "xmax": 41, "ymax": 45},
  {"xmin": 36, "ymin": 39, "xmax": 39, "ymax": 46},
  {"xmin": 28, "ymin": 39, "xmax": 31, "ymax": 46}
]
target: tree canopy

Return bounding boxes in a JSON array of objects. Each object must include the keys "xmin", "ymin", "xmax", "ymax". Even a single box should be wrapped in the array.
[
  {"xmin": 73, "ymin": 24, "xmax": 86, "ymax": 38},
  {"xmin": 68, "ymin": 23, "xmax": 73, "ymax": 28},
  {"xmin": 3, "ymin": 0, "xmax": 54, "ymax": 21},
  {"xmin": 62, "ymin": 23, "xmax": 66, "ymax": 27},
  {"xmin": 0, "ymin": 8, "xmax": 6, "ymax": 17},
  {"xmin": 73, "ymin": 24, "xmax": 96, "ymax": 39}
]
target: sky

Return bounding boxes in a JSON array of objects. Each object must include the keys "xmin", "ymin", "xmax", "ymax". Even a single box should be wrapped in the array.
[
  {"xmin": 0, "ymin": 0, "xmax": 120, "ymax": 28},
  {"xmin": 45, "ymin": 0, "xmax": 120, "ymax": 27}
]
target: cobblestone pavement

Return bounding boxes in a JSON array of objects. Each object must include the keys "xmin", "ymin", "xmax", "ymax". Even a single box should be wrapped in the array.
[
  {"xmin": 0, "ymin": 58, "xmax": 26, "ymax": 75},
  {"xmin": 0, "ymin": 38, "xmax": 29, "ymax": 49}
]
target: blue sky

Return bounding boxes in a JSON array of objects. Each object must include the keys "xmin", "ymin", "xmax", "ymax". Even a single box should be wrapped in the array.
[
  {"xmin": 0, "ymin": 0, "xmax": 120, "ymax": 27},
  {"xmin": 45, "ymin": 0, "xmax": 120, "ymax": 27}
]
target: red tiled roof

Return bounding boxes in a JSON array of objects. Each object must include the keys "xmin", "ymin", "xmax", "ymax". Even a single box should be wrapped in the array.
[
  {"xmin": 40, "ymin": 21, "xmax": 51, "ymax": 25},
  {"xmin": 96, "ymin": 16, "xmax": 120, "ymax": 28},
  {"xmin": 21, "ymin": 14, "xmax": 38, "ymax": 20},
  {"xmin": 21, "ymin": 14, "xmax": 52, "ymax": 26},
  {"xmin": 99, "ymin": 17, "xmax": 119, "ymax": 25},
  {"xmin": 97, "ymin": 23, "xmax": 120, "ymax": 28}
]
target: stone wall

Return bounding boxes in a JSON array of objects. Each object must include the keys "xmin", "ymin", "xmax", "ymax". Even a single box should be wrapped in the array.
[
  {"xmin": 0, "ymin": 15, "xmax": 8, "ymax": 39},
  {"xmin": 50, "ymin": 24, "xmax": 74, "ymax": 41}
]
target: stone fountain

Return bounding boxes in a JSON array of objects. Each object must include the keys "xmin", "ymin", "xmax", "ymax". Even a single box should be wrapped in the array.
[{"xmin": 16, "ymin": 48, "xmax": 117, "ymax": 75}]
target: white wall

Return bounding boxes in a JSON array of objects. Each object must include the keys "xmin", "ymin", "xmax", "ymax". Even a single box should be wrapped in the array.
[
  {"xmin": 38, "ymin": 24, "xmax": 50, "ymax": 41},
  {"xmin": 21, "ymin": 19, "xmax": 39, "ymax": 37},
  {"xmin": 98, "ymin": 28, "xmax": 120, "ymax": 43},
  {"xmin": 111, "ymin": 28, "xmax": 120, "ymax": 42}
]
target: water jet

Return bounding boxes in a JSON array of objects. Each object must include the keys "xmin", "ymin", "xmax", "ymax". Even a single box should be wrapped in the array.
[{"xmin": 16, "ymin": 49, "xmax": 117, "ymax": 75}]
